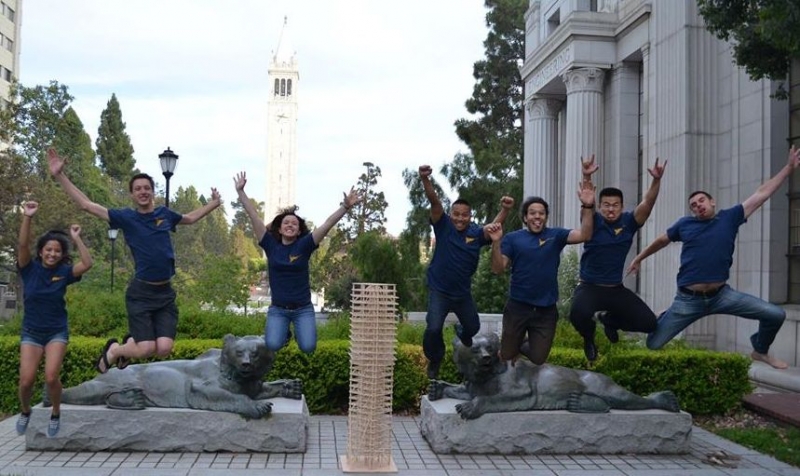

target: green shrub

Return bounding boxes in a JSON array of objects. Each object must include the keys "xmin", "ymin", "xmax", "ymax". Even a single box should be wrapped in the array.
[{"xmin": 0, "ymin": 336, "xmax": 749, "ymax": 416}]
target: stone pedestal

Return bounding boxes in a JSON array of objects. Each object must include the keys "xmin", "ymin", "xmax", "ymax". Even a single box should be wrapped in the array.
[
  {"xmin": 26, "ymin": 397, "xmax": 309, "ymax": 452},
  {"xmin": 420, "ymin": 396, "xmax": 692, "ymax": 454}
]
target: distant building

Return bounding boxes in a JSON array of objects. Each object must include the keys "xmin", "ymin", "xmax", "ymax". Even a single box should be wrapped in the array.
[
  {"xmin": 522, "ymin": 0, "xmax": 799, "ymax": 365},
  {"xmin": 265, "ymin": 16, "xmax": 299, "ymax": 219},
  {"xmin": 0, "ymin": 0, "xmax": 20, "ymax": 105}
]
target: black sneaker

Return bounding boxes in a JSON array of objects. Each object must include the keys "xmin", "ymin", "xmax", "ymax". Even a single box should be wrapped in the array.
[
  {"xmin": 427, "ymin": 359, "xmax": 442, "ymax": 380},
  {"xmin": 583, "ymin": 338, "xmax": 598, "ymax": 361}
]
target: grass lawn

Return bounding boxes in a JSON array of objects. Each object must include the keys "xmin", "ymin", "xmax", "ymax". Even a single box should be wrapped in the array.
[{"xmin": 695, "ymin": 410, "xmax": 800, "ymax": 468}]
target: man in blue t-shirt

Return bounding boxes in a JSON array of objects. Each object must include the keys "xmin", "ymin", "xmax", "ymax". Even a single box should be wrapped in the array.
[
  {"xmin": 629, "ymin": 145, "xmax": 800, "ymax": 370},
  {"xmin": 570, "ymin": 157, "xmax": 667, "ymax": 361},
  {"xmin": 49, "ymin": 148, "xmax": 222, "ymax": 372},
  {"xmin": 419, "ymin": 164, "xmax": 514, "ymax": 379},
  {"xmin": 488, "ymin": 179, "xmax": 596, "ymax": 365}
]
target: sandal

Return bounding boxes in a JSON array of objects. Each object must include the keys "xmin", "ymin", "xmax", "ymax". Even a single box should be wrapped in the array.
[
  {"xmin": 116, "ymin": 334, "xmax": 134, "ymax": 370},
  {"xmin": 95, "ymin": 338, "xmax": 118, "ymax": 374}
]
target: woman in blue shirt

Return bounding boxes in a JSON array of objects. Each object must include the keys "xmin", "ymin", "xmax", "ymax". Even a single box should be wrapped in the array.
[
  {"xmin": 234, "ymin": 171, "xmax": 359, "ymax": 354},
  {"xmin": 16, "ymin": 201, "xmax": 93, "ymax": 437}
]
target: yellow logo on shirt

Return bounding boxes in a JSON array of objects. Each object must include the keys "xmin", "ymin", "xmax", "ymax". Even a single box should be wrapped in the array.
[
  {"xmin": 289, "ymin": 255, "xmax": 301, "ymax": 263},
  {"xmin": 614, "ymin": 227, "xmax": 623, "ymax": 236},
  {"xmin": 465, "ymin": 237, "xmax": 476, "ymax": 244},
  {"xmin": 539, "ymin": 238, "xmax": 548, "ymax": 246},
  {"xmin": 51, "ymin": 276, "xmax": 64, "ymax": 282},
  {"xmin": 155, "ymin": 218, "xmax": 165, "ymax": 227}
]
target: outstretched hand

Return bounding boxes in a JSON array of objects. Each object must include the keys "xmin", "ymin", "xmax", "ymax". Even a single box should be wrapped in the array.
[
  {"xmin": 648, "ymin": 157, "xmax": 668, "ymax": 180},
  {"xmin": 233, "ymin": 172, "xmax": 247, "ymax": 192},
  {"xmin": 47, "ymin": 148, "xmax": 65, "ymax": 176},
  {"xmin": 576, "ymin": 180, "xmax": 596, "ymax": 207},
  {"xmin": 69, "ymin": 224, "xmax": 81, "ymax": 240},
  {"xmin": 342, "ymin": 187, "xmax": 359, "ymax": 209},
  {"xmin": 210, "ymin": 187, "xmax": 221, "ymax": 202},
  {"xmin": 499, "ymin": 196, "xmax": 515, "ymax": 210},
  {"xmin": 22, "ymin": 201, "xmax": 38, "ymax": 217},
  {"xmin": 581, "ymin": 154, "xmax": 598, "ymax": 178},
  {"xmin": 625, "ymin": 260, "xmax": 641, "ymax": 277},
  {"xmin": 788, "ymin": 145, "xmax": 800, "ymax": 170}
]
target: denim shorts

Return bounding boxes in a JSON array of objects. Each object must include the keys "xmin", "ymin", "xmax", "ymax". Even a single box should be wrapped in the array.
[{"xmin": 20, "ymin": 327, "xmax": 69, "ymax": 348}]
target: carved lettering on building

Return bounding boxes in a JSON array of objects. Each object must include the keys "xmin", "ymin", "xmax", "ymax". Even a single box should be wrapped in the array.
[{"xmin": 528, "ymin": 44, "xmax": 573, "ymax": 92}]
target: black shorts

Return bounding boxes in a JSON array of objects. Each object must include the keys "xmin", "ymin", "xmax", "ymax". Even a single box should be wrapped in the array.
[{"xmin": 125, "ymin": 279, "xmax": 178, "ymax": 342}]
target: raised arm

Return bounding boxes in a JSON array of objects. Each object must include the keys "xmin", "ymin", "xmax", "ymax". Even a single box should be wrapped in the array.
[
  {"xmin": 233, "ymin": 172, "xmax": 267, "ymax": 241},
  {"xmin": 742, "ymin": 145, "xmax": 800, "ymax": 219},
  {"xmin": 180, "ymin": 188, "xmax": 222, "ymax": 225},
  {"xmin": 633, "ymin": 158, "xmax": 667, "ymax": 225},
  {"xmin": 311, "ymin": 187, "xmax": 360, "ymax": 245},
  {"xmin": 566, "ymin": 181, "xmax": 596, "ymax": 244},
  {"xmin": 626, "ymin": 233, "xmax": 671, "ymax": 275},
  {"xmin": 487, "ymin": 224, "xmax": 509, "ymax": 274},
  {"xmin": 48, "ymin": 148, "xmax": 109, "ymax": 221},
  {"xmin": 69, "ymin": 224, "xmax": 93, "ymax": 277},
  {"xmin": 17, "ymin": 202, "xmax": 37, "ymax": 268},
  {"xmin": 485, "ymin": 196, "xmax": 515, "ymax": 235},
  {"xmin": 419, "ymin": 165, "xmax": 444, "ymax": 224}
]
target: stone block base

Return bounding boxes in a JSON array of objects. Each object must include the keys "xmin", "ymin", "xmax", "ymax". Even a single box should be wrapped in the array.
[
  {"xmin": 25, "ymin": 397, "xmax": 309, "ymax": 452},
  {"xmin": 420, "ymin": 396, "xmax": 692, "ymax": 454}
]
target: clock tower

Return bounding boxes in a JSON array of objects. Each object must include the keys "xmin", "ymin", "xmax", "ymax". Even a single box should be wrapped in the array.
[{"xmin": 265, "ymin": 16, "xmax": 299, "ymax": 219}]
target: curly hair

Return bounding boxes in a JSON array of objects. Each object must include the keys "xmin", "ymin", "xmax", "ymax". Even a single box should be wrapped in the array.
[
  {"xmin": 35, "ymin": 230, "xmax": 72, "ymax": 266},
  {"xmin": 268, "ymin": 206, "xmax": 310, "ymax": 241}
]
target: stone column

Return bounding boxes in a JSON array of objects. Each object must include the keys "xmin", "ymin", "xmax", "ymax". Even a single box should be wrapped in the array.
[
  {"xmin": 561, "ymin": 67, "xmax": 605, "ymax": 230},
  {"xmin": 524, "ymin": 97, "xmax": 563, "ymax": 203}
]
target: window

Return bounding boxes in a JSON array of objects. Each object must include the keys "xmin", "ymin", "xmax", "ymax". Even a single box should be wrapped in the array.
[
  {"xmin": 274, "ymin": 78, "xmax": 279, "ymax": 96},
  {"xmin": 287, "ymin": 79, "xmax": 292, "ymax": 96},
  {"xmin": 1, "ymin": 3, "xmax": 15, "ymax": 22},
  {"xmin": 280, "ymin": 78, "xmax": 286, "ymax": 96},
  {"xmin": 1, "ymin": 66, "xmax": 11, "ymax": 82}
]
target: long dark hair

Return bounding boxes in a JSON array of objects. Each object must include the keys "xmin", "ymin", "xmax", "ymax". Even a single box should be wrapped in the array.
[{"xmin": 35, "ymin": 230, "xmax": 72, "ymax": 265}]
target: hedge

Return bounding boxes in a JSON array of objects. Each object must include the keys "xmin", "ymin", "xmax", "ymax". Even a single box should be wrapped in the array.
[{"xmin": 0, "ymin": 336, "xmax": 750, "ymax": 416}]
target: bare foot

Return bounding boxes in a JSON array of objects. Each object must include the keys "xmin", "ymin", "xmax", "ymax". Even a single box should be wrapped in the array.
[{"xmin": 751, "ymin": 351, "xmax": 788, "ymax": 369}]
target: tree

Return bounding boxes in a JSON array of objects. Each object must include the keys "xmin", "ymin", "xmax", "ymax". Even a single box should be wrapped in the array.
[
  {"xmin": 442, "ymin": 0, "xmax": 525, "ymax": 229},
  {"xmin": 231, "ymin": 196, "xmax": 265, "ymax": 248},
  {"xmin": 697, "ymin": 0, "xmax": 800, "ymax": 96},
  {"xmin": 339, "ymin": 164, "xmax": 388, "ymax": 241},
  {"xmin": 96, "ymin": 93, "xmax": 137, "ymax": 181}
]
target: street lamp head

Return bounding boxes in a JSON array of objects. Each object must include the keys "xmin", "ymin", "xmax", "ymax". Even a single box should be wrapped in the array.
[
  {"xmin": 107, "ymin": 228, "xmax": 119, "ymax": 240},
  {"xmin": 159, "ymin": 147, "xmax": 179, "ymax": 177},
  {"xmin": 362, "ymin": 161, "xmax": 374, "ymax": 168}
]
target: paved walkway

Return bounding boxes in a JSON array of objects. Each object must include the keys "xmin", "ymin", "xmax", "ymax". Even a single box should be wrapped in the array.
[{"xmin": 0, "ymin": 415, "xmax": 798, "ymax": 475}]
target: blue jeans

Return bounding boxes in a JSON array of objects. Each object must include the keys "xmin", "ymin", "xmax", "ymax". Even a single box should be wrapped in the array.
[
  {"xmin": 265, "ymin": 303, "xmax": 317, "ymax": 354},
  {"xmin": 423, "ymin": 288, "xmax": 480, "ymax": 363},
  {"xmin": 647, "ymin": 285, "xmax": 785, "ymax": 354}
]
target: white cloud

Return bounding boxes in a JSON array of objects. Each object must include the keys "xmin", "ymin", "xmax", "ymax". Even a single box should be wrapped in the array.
[{"xmin": 19, "ymin": 0, "xmax": 486, "ymax": 234}]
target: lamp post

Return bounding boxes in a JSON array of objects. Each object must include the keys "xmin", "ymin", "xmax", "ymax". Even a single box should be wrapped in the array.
[
  {"xmin": 359, "ymin": 161, "xmax": 374, "ymax": 235},
  {"xmin": 159, "ymin": 147, "xmax": 179, "ymax": 208},
  {"xmin": 108, "ymin": 228, "xmax": 119, "ymax": 292}
]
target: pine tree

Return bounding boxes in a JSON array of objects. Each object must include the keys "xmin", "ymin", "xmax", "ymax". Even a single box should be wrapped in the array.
[{"xmin": 96, "ymin": 93, "xmax": 136, "ymax": 180}]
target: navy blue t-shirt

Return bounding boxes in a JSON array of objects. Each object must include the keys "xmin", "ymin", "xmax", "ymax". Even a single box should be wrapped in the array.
[
  {"xmin": 426, "ymin": 215, "xmax": 490, "ymax": 297},
  {"xmin": 580, "ymin": 211, "xmax": 641, "ymax": 284},
  {"xmin": 109, "ymin": 207, "xmax": 183, "ymax": 282},
  {"xmin": 260, "ymin": 233, "xmax": 319, "ymax": 306},
  {"xmin": 666, "ymin": 204, "xmax": 746, "ymax": 287},
  {"xmin": 19, "ymin": 260, "xmax": 80, "ymax": 331},
  {"xmin": 500, "ymin": 227, "xmax": 570, "ymax": 307}
]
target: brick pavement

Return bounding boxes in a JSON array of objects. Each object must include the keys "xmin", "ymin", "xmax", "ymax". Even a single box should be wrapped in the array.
[{"xmin": 0, "ymin": 415, "xmax": 798, "ymax": 475}]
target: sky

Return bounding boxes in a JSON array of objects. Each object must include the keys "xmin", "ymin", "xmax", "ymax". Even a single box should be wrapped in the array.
[{"xmin": 18, "ymin": 0, "xmax": 490, "ymax": 236}]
